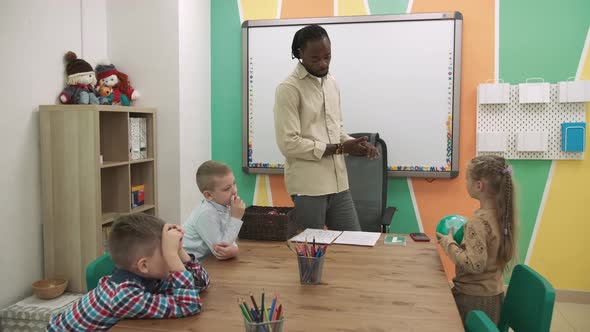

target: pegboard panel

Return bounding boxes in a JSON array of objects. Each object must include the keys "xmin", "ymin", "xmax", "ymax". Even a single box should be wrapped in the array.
[{"xmin": 477, "ymin": 85, "xmax": 586, "ymax": 159}]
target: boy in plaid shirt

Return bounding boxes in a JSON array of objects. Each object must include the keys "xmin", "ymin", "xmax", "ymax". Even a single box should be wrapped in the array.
[{"xmin": 47, "ymin": 213, "xmax": 210, "ymax": 331}]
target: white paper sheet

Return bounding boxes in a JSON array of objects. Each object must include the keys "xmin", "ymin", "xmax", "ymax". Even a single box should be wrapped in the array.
[
  {"xmin": 289, "ymin": 228, "xmax": 343, "ymax": 244},
  {"xmin": 333, "ymin": 231, "xmax": 382, "ymax": 247}
]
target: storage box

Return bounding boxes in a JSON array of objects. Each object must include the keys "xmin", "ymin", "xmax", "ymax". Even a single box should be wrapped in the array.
[
  {"xmin": 477, "ymin": 83, "xmax": 510, "ymax": 104},
  {"xmin": 516, "ymin": 131, "xmax": 548, "ymax": 152},
  {"xmin": 519, "ymin": 82, "xmax": 550, "ymax": 103},
  {"xmin": 0, "ymin": 294, "xmax": 82, "ymax": 332},
  {"xmin": 559, "ymin": 80, "xmax": 590, "ymax": 103},
  {"xmin": 238, "ymin": 206, "xmax": 296, "ymax": 241},
  {"xmin": 129, "ymin": 117, "xmax": 141, "ymax": 160},
  {"xmin": 561, "ymin": 122, "xmax": 586, "ymax": 152},
  {"xmin": 477, "ymin": 132, "xmax": 508, "ymax": 152}
]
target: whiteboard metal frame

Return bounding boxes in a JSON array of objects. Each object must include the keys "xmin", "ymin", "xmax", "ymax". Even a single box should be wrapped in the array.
[{"xmin": 242, "ymin": 12, "xmax": 462, "ymax": 178}]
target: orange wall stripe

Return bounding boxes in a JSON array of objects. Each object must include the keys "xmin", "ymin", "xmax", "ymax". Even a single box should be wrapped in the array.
[
  {"xmin": 281, "ymin": 0, "xmax": 334, "ymax": 18},
  {"xmin": 268, "ymin": 174, "xmax": 294, "ymax": 207},
  {"xmin": 411, "ymin": 0, "xmax": 495, "ymax": 280}
]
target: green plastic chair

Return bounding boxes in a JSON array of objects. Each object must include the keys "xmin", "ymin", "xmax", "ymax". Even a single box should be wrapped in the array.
[
  {"xmin": 85, "ymin": 253, "xmax": 115, "ymax": 291},
  {"xmin": 498, "ymin": 264, "xmax": 555, "ymax": 332},
  {"xmin": 465, "ymin": 310, "xmax": 499, "ymax": 332}
]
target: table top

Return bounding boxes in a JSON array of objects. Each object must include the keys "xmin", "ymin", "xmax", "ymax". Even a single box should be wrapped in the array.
[{"xmin": 112, "ymin": 235, "xmax": 463, "ymax": 331}]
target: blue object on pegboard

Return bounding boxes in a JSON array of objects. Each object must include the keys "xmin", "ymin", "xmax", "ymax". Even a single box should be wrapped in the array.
[{"xmin": 561, "ymin": 122, "xmax": 586, "ymax": 152}]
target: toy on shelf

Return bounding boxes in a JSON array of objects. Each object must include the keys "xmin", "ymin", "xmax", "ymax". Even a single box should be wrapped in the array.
[
  {"xmin": 58, "ymin": 51, "xmax": 99, "ymax": 105},
  {"xmin": 95, "ymin": 64, "xmax": 140, "ymax": 106},
  {"xmin": 96, "ymin": 83, "xmax": 113, "ymax": 105}
]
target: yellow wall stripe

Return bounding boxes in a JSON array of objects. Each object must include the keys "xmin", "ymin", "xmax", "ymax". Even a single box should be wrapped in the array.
[
  {"xmin": 241, "ymin": 0, "xmax": 280, "ymax": 21},
  {"xmin": 337, "ymin": 0, "xmax": 368, "ymax": 16},
  {"xmin": 529, "ymin": 29, "xmax": 590, "ymax": 290}
]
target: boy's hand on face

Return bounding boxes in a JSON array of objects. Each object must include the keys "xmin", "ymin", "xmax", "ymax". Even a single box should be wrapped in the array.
[
  {"xmin": 162, "ymin": 224, "xmax": 185, "ymax": 272},
  {"xmin": 178, "ymin": 248, "xmax": 192, "ymax": 264},
  {"xmin": 169, "ymin": 224, "xmax": 185, "ymax": 255},
  {"xmin": 173, "ymin": 224, "xmax": 188, "ymax": 264},
  {"xmin": 230, "ymin": 195, "xmax": 246, "ymax": 219},
  {"xmin": 170, "ymin": 224, "xmax": 185, "ymax": 234},
  {"xmin": 213, "ymin": 242, "xmax": 239, "ymax": 260}
]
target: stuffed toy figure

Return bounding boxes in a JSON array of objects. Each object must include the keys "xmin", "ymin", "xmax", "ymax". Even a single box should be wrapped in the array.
[
  {"xmin": 97, "ymin": 83, "xmax": 113, "ymax": 105},
  {"xmin": 95, "ymin": 64, "xmax": 140, "ymax": 106},
  {"xmin": 59, "ymin": 51, "xmax": 99, "ymax": 105}
]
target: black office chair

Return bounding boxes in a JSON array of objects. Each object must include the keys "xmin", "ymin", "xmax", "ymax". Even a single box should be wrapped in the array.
[{"xmin": 345, "ymin": 133, "xmax": 397, "ymax": 233}]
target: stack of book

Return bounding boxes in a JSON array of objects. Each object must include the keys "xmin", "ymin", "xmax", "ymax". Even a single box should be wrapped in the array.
[
  {"xmin": 129, "ymin": 117, "xmax": 147, "ymax": 160},
  {"xmin": 131, "ymin": 185, "xmax": 145, "ymax": 208}
]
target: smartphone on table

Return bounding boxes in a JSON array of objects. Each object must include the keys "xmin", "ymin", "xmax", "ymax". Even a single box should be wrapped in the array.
[{"xmin": 410, "ymin": 232, "xmax": 431, "ymax": 242}]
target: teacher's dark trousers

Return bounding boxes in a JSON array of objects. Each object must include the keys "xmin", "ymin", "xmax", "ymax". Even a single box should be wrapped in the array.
[{"xmin": 291, "ymin": 190, "xmax": 361, "ymax": 231}]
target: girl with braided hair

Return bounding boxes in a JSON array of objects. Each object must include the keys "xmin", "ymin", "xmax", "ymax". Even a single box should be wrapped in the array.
[{"xmin": 437, "ymin": 155, "xmax": 517, "ymax": 325}]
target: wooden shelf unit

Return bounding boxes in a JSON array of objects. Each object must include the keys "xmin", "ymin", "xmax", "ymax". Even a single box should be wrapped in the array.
[{"xmin": 40, "ymin": 105, "xmax": 158, "ymax": 292}]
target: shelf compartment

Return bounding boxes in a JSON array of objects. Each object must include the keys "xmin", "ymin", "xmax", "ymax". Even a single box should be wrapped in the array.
[
  {"xmin": 131, "ymin": 161, "xmax": 155, "ymax": 208},
  {"xmin": 129, "ymin": 113, "xmax": 155, "ymax": 160},
  {"xmin": 100, "ymin": 112, "xmax": 129, "ymax": 163},
  {"xmin": 101, "ymin": 165, "xmax": 131, "ymax": 215}
]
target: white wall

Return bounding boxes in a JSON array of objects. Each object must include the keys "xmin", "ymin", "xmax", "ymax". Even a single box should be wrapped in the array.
[
  {"xmin": 107, "ymin": 0, "xmax": 182, "ymax": 223},
  {"xmin": 81, "ymin": 0, "xmax": 109, "ymax": 67},
  {"xmin": 0, "ymin": 0, "xmax": 209, "ymax": 307},
  {"xmin": 179, "ymin": 0, "xmax": 211, "ymax": 221},
  {"xmin": 0, "ymin": 0, "xmax": 87, "ymax": 307},
  {"xmin": 106, "ymin": 0, "xmax": 211, "ymax": 223}
]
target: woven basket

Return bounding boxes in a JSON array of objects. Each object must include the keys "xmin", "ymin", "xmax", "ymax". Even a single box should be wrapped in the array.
[
  {"xmin": 238, "ymin": 206, "xmax": 296, "ymax": 241},
  {"xmin": 32, "ymin": 279, "xmax": 68, "ymax": 300}
]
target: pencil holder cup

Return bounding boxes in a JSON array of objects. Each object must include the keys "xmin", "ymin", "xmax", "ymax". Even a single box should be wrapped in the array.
[
  {"xmin": 297, "ymin": 255, "xmax": 325, "ymax": 284},
  {"xmin": 244, "ymin": 316, "xmax": 285, "ymax": 332}
]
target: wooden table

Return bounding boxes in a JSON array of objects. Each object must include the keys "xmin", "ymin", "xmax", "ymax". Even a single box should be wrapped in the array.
[{"xmin": 112, "ymin": 235, "xmax": 463, "ymax": 331}]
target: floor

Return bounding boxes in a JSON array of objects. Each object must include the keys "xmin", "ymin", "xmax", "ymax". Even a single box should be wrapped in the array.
[{"xmin": 550, "ymin": 302, "xmax": 590, "ymax": 332}]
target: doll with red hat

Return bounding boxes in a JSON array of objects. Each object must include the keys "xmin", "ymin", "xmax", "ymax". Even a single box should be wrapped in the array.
[
  {"xmin": 59, "ymin": 51, "xmax": 100, "ymax": 105},
  {"xmin": 95, "ymin": 64, "xmax": 140, "ymax": 106}
]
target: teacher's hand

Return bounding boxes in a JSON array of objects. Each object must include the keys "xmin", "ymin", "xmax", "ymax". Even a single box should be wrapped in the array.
[
  {"xmin": 343, "ymin": 136, "xmax": 368, "ymax": 155},
  {"xmin": 360, "ymin": 141, "xmax": 379, "ymax": 160},
  {"xmin": 343, "ymin": 137, "xmax": 379, "ymax": 159}
]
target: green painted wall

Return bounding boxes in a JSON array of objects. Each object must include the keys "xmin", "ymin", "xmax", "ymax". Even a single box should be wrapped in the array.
[
  {"xmin": 499, "ymin": 0, "xmax": 590, "ymax": 264},
  {"xmin": 211, "ymin": 1, "xmax": 590, "ymax": 262},
  {"xmin": 211, "ymin": 1, "xmax": 256, "ymax": 205},
  {"xmin": 368, "ymin": 0, "xmax": 410, "ymax": 15}
]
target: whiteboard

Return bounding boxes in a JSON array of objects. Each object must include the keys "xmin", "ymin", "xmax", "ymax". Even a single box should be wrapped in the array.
[{"xmin": 242, "ymin": 13, "xmax": 462, "ymax": 178}]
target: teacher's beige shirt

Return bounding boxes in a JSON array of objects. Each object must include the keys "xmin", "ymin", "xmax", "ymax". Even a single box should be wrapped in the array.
[{"xmin": 274, "ymin": 63, "xmax": 352, "ymax": 196}]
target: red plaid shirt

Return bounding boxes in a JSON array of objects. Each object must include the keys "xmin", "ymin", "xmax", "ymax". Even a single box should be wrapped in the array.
[{"xmin": 47, "ymin": 259, "xmax": 209, "ymax": 331}]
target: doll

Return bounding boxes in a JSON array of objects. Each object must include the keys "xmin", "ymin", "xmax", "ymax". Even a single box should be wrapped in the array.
[
  {"xmin": 95, "ymin": 64, "xmax": 140, "ymax": 106},
  {"xmin": 59, "ymin": 51, "xmax": 99, "ymax": 105}
]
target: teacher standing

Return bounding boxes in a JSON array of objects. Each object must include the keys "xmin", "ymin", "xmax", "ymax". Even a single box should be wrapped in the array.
[{"xmin": 273, "ymin": 24, "xmax": 378, "ymax": 231}]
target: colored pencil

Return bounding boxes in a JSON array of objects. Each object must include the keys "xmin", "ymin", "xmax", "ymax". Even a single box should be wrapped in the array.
[
  {"xmin": 243, "ymin": 300, "xmax": 253, "ymax": 321},
  {"xmin": 238, "ymin": 300, "xmax": 251, "ymax": 322},
  {"xmin": 250, "ymin": 292, "xmax": 260, "ymax": 315},
  {"xmin": 269, "ymin": 294, "xmax": 277, "ymax": 321},
  {"xmin": 261, "ymin": 289, "xmax": 266, "ymax": 322}
]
